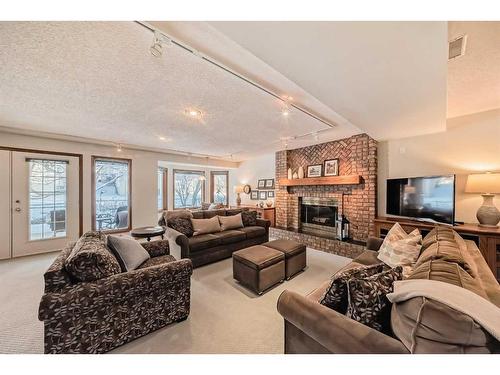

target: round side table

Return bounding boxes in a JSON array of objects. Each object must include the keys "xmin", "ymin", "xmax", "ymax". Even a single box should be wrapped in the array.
[{"xmin": 130, "ymin": 226, "xmax": 166, "ymax": 241}]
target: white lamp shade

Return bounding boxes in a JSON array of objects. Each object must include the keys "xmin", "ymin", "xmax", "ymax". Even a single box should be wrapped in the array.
[
  {"xmin": 465, "ymin": 173, "xmax": 500, "ymax": 194},
  {"xmin": 233, "ymin": 185, "xmax": 244, "ymax": 193}
]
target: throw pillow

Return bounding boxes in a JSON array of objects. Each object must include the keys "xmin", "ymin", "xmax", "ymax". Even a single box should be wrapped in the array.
[
  {"xmin": 377, "ymin": 223, "xmax": 422, "ymax": 268},
  {"xmin": 241, "ymin": 210, "xmax": 257, "ymax": 226},
  {"xmin": 167, "ymin": 216, "xmax": 194, "ymax": 237},
  {"xmin": 65, "ymin": 231, "xmax": 121, "ymax": 282},
  {"xmin": 346, "ymin": 266, "xmax": 403, "ymax": 332},
  {"xmin": 191, "ymin": 216, "xmax": 222, "ymax": 236},
  {"xmin": 218, "ymin": 213, "xmax": 244, "ymax": 231},
  {"xmin": 319, "ymin": 263, "xmax": 387, "ymax": 314},
  {"xmin": 107, "ymin": 235, "xmax": 151, "ymax": 272}
]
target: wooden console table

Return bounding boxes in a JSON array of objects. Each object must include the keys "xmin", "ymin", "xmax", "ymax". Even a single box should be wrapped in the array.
[
  {"xmin": 374, "ymin": 216, "xmax": 500, "ymax": 282},
  {"xmin": 231, "ymin": 205, "xmax": 275, "ymax": 227}
]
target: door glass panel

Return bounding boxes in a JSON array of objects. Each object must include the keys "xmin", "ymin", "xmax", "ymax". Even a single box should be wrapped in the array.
[
  {"xmin": 213, "ymin": 173, "xmax": 228, "ymax": 205},
  {"xmin": 28, "ymin": 159, "xmax": 67, "ymax": 240},
  {"xmin": 94, "ymin": 159, "xmax": 130, "ymax": 230}
]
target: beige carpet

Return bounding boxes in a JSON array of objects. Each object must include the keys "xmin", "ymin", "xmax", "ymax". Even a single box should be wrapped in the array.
[{"xmin": 0, "ymin": 248, "xmax": 351, "ymax": 354}]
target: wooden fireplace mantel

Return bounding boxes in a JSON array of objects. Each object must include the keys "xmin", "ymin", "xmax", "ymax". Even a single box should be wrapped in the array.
[{"xmin": 278, "ymin": 175, "xmax": 361, "ymax": 187}]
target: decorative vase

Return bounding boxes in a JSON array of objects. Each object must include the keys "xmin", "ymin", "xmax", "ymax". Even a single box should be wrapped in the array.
[
  {"xmin": 293, "ymin": 172, "xmax": 298, "ymax": 179},
  {"xmin": 298, "ymin": 166, "xmax": 304, "ymax": 179},
  {"xmin": 287, "ymin": 168, "xmax": 292, "ymax": 180}
]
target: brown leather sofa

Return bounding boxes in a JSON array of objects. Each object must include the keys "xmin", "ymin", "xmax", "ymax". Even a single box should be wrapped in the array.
[
  {"xmin": 162, "ymin": 208, "xmax": 270, "ymax": 268},
  {"xmin": 277, "ymin": 227, "xmax": 500, "ymax": 354}
]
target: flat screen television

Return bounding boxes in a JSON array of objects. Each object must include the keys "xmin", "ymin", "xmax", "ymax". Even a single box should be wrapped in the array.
[{"xmin": 386, "ymin": 175, "xmax": 455, "ymax": 225}]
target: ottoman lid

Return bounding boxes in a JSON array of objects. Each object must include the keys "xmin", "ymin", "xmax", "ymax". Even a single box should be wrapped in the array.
[
  {"xmin": 233, "ymin": 245, "xmax": 284, "ymax": 270},
  {"xmin": 263, "ymin": 239, "xmax": 306, "ymax": 257}
]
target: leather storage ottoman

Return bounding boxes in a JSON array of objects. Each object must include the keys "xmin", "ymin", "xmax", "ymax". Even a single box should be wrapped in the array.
[
  {"xmin": 263, "ymin": 239, "xmax": 306, "ymax": 279},
  {"xmin": 233, "ymin": 245, "xmax": 285, "ymax": 295}
]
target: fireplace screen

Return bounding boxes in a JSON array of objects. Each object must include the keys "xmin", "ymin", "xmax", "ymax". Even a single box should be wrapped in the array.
[{"xmin": 300, "ymin": 197, "xmax": 338, "ymax": 238}]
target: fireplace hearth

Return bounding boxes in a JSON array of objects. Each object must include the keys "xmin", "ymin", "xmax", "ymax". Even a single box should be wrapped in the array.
[{"xmin": 299, "ymin": 197, "xmax": 338, "ymax": 238}]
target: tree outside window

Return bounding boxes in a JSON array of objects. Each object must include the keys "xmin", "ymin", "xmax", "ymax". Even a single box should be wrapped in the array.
[
  {"xmin": 173, "ymin": 170, "xmax": 205, "ymax": 209},
  {"xmin": 211, "ymin": 171, "xmax": 228, "ymax": 206}
]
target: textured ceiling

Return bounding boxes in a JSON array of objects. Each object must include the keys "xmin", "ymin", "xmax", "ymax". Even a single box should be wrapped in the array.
[
  {"xmin": 448, "ymin": 21, "xmax": 500, "ymax": 118},
  {"xmin": 210, "ymin": 21, "xmax": 449, "ymax": 141},
  {"xmin": 0, "ymin": 22, "xmax": 345, "ymax": 160}
]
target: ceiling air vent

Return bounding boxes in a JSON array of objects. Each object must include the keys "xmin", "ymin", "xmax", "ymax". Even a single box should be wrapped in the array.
[{"xmin": 449, "ymin": 35, "xmax": 467, "ymax": 60}]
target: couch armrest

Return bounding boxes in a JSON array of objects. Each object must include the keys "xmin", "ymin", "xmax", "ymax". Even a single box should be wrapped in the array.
[
  {"xmin": 277, "ymin": 290, "xmax": 409, "ymax": 354},
  {"xmin": 256, "ymin": 218, "xmax": 270, "ymax": 233},
  {"xmin": 39, "ymin": 258, "xmax": 193, "ymax": 321},
  {"xmin": 141, "ymin": 239, "xmax": 169, "ymax": 257},
  {"xmin": 366, "ymin": 237, "xmax": 384, "ymax": 251},
  {"xmin": 165, "ymin": 227, "xmax": 190, "ymax": 260}
]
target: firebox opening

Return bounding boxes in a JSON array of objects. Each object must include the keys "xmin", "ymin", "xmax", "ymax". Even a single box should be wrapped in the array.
[{"xmin": 299, "ymin": 197, "xmax": 338, "ymax": 239}]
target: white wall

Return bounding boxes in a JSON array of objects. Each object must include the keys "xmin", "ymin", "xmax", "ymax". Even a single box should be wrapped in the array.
[
  {"xmin": 378, "ymin": 109, "xmax": 500, "ymax": 223},
  {"xmin": 229, "ymin": 153, "xmax": 276, "ymax": 206},
  {"xmin": 0, "ymin": 130, "xmax": 237, "ymax": 235}
]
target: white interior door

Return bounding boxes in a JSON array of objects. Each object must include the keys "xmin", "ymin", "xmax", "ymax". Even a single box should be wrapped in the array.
[
  {"xmin": 11, "ymin": 152, "xmax": 80, "ymax": 257},
  {"xmin": 0, "ymin": 150, "xmax": 11, "ymax": 260}
]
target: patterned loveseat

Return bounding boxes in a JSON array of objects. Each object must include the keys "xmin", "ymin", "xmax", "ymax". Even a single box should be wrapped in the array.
[{"xmin": 38, "ymin": 238, "xmax": 193, "ymax": 354}]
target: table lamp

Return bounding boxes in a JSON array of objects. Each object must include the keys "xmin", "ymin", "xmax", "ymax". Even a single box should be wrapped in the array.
[
  {"xmin": 234, "ymin": 185, "xmax": 244, "ymax": 206},
  {"xmin": 465, "ymin": 172, "xmax": 500, "ymax": 227}
]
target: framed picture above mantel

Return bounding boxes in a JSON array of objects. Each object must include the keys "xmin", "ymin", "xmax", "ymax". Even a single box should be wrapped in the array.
[
  {"xmin": 307, "ymin": 164, "xmax": 322, "ymax": 178},
  {"xmin": 324, "ymin": 158, "xmax": 339, "ymax": 176}
]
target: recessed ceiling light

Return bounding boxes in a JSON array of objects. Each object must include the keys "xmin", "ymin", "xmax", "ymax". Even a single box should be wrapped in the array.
[
  {"xmin": 281, "ymin": 107, "xmax": 291, "ymax": 117},
  {"xmin": 159, "ymin": 136, "xmax": 166, "ymax": 141},
  {"xmin": 184, "ymin": 108, "xmax": 203, "ymax": 119},
  {"xmin": 116, "ymin": 144, "xmax": 123, "ymax": 152}
]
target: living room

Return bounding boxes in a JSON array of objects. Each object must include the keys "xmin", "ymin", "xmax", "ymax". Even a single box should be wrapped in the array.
[{"xmin": 1, "ymin": 1, "xmax": 500, "ymax": 373}]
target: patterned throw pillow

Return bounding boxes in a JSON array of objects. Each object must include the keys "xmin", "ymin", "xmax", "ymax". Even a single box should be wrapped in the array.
[
  {"xmin": 65, "ymin": 231, "xmax": 121, "ymax": 282},
  {"xmin": 346, "ymin": 266, "xmax": 403, "ymax": 332},
  {"xmin": 320, "ymin": 263, "xmax": 387, "ymax": 314},
  {"xmin": 167, "ymin": 216, "xmax": 194, "ymax": 237},
  {"xmin": 241, "ymin": 210, "xmax": 257, "ymax": 226},
  {"xmin": 377, "ymin": 223, "xmax": 422, "ymax": 268}
]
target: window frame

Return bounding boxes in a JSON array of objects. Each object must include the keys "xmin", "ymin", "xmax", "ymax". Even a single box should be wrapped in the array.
[
  {"xmin": 91, "ymin": 156, "xmax": 132, "ymax": 233},
  {"xmin": 158, "ymin": 167, "xmax": 168, "ymax": 211},
  {"xmin": 172, "ymin": 169, "xmax": 206, "ymax": 210},
  {"xmin": 210, "ymin": 170, "xmax": 229, "ymax": 207}
]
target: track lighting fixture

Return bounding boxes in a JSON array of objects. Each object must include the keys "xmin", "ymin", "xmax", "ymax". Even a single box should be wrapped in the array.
[{"xmin": 150, "ymin": 31, "xmax": 172, "ymax": 57}]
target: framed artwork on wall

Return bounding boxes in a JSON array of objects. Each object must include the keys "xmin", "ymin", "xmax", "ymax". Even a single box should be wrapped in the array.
[
  {"xmin": 324, "ymin": 159, "xmax": 339, "ymax": 176},
  {"xmin": 265, "ymin": 179, "xmax": 275, "ymax": 188},
  {"xmin": 267, "ymin": 190, "xmax": 275, "ymax": 198},
  {"xmin": 307, "ymin": 164, "xmax": 322, "ymax": 178},
  {"xmin": 259, "ymin": 191, "xmax": 267, "ymax": 200},
  {"xmin": 251, "ymin": 191, "xmax": 259, "ymax": 200},
  {"xmin": 257, "ymin": 179, "xmax": 266, "ymax": 188}
]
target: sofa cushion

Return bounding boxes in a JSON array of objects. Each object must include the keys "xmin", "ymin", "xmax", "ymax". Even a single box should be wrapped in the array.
[
  {"xmin": 203, "ymin": 209, "xmax": 226, "ymax": 219},
  {"xmin": 192, "ymin": 211, "xmax": 204, "ymax": 219},
  {"xmin": 377, "ymin": 224, "xmax": 422, "ymax": 267},
  {"xmin": 188, "ymin": 234, "xmax": 221, "ymax": 252},
  {"xmin": 416, "ymin": 228, "xmax": 476, "ymax": 277},
  {"xmin": 391, "ymin": 296, "xmax": 495, "ymax": 353},
  {"xmin": 107, "ymin": 235, "xmax": 151, "ymax": 272},
  {"xmin": 226, "ymin": 208, "xmax": 245, "ymax": 216},
  {"xmin": 346, "ymin": 266, "xmax": 403, "ymax": 332},
  {"xmin": 238, "ymin": 225, "xmax": 266, "ymax": 239},
  {"xmin": 167, "ymin": 216, "xmax": 194, "ymax": 237},
  {"xmin": 218, "ymin": 213, "xmax": 244, "ymax": 231},
  {"xmin": 65, "ymin": 231, "xmax": 121, "ymax": 282},
  {"xmin": 212, "ymin": 230, "xmax": 246, "ymax": 244},
  {"xmin": 408, "ymin": 258, "xmax": 489, "ymax": 300},
  {"xmin": 378, "ymin": 229, "xmax": 422, "ymax": 268},
  {"xmin": 137, "ymin": 254, "xmax": 177, "ymax": 269},
  {"xmin": 352, "ymin": 250, "xmax": 380, "ymax": 266},
  {"xmin": 319, "ymin": 263, "xmax": 387, "ymax": 314},
  {"xmin": 239, "ymin": 210, "xmax": 256, "ymax": 226},
  {"xmin": 191, "ymin": 216, "xmax": 222, "ymax": 236}
]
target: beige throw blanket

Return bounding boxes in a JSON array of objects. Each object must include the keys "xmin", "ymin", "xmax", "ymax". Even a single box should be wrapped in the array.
[{"xmin": 387, "ymin": 279, "xmax": 500, "ymax": 340}]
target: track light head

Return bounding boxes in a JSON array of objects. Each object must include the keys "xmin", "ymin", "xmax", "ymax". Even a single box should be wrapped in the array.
[{"xmin": 150, "ymin": 31, "xmax": 173, "ymax": 57}]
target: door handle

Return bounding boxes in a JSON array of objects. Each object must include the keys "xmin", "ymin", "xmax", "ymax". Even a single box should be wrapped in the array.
[{"xmin": 14, "ymin": 207, "xmax": 21, "ymax": 212}]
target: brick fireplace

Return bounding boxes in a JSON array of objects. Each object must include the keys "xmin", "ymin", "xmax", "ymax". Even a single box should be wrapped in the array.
[{"xmin": 270, "ymin": 133, "xmax": 377, "ymax": 258}]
